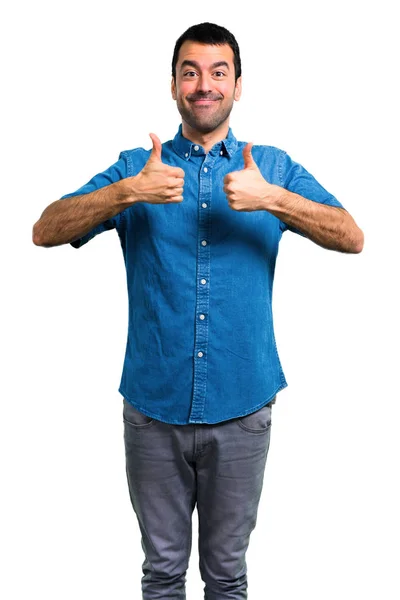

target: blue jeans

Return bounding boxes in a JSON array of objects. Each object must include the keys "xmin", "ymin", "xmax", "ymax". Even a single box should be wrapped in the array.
[{"xmin": 123, "ymin": 397, "xmax": 275, "ymax": 599}]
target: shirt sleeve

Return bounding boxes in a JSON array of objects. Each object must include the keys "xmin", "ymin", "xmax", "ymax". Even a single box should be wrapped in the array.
[
  {"xmin": 60, "ymin": 152, "xmax": 129, "ymax": 248},
  {"xmin": 279, "ymin": 151, "xmax": 345, "ymax": 236}
]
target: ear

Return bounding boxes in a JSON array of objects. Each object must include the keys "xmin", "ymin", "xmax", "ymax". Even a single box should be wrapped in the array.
[
  {"xmin": 234, "ymin": 76, "xmax": 242, "ymax": 102},
  {"xmin": 171, "ymin": 76, "xmax": 177, "ymax": 101}
]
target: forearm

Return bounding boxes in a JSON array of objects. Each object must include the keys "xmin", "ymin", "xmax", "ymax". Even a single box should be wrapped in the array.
[
  {"xmin": 32, "ymin": 179, "xmax": 134, "ymax": 247},
  {"xmin": 264, "ymin": 186, "xmax": 364, "ymax": 253}
]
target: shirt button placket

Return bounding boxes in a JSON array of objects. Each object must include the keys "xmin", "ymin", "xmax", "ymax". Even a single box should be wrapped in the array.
[{"xmin": 190, "ymin": 154, "xmax": 214, "ymax": 423}]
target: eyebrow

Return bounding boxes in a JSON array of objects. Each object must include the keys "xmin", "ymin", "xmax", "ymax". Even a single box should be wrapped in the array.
[{"xmin": 180, "ymin": 60, "xmax": 230, "ymax": 71}]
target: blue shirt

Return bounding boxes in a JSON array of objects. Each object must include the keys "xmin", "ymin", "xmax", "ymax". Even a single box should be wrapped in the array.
[{"xmin": 62, "ymin": 124, "xmax": 344, "ymax": 425}]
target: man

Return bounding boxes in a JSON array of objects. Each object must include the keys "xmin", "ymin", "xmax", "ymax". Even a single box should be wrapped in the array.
[{"xmin": 33, "ymin": 21, "xmax": 363, "ymax": 600}]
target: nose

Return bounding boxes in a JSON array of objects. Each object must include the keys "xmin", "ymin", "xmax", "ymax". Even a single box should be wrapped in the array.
[{"xmin": 196, "ymin": 73, "xmax": 213, "ymax": 93}]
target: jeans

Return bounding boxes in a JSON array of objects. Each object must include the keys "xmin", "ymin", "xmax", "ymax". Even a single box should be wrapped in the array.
[{"xmin": 123, "ymin": 397, "xmax": 275, "ymax": 599}]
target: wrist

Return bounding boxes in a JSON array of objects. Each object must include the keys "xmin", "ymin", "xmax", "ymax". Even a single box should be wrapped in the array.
[
  {"xmin": 115, "ymin": 177, "xmax": 139, "ymax": 206},
  {"xmin": 261, "ymin": 183, "xmax": 285, "ymax": 211}
]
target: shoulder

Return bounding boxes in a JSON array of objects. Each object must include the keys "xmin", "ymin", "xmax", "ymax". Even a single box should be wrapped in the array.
[
  {"xmin": 238, "ymin": 141, "xmax": 288, "ymax": 169},
  {"xmin": 237, "ymin": 141, "xmax": 286, "ymax": 156},
  {"xmin": 119, "ymin": 138, "xmax": 174, "ymax": 170},
  {"xmin": 118, "ymin": 146, "xmax": 150, "ymax": 177},
  {"xmin": 237, "ymin": 142, "xmax": 288, "ymax": 184}
]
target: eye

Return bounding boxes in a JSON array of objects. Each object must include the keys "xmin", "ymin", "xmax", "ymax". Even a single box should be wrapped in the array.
[
  {"xmin": 183, "ymin": 71, "xmax": 197, "ymax": 77},
  {"xmin": 214, "ymin": 71, "xmax": 226, "ymax": 77}
]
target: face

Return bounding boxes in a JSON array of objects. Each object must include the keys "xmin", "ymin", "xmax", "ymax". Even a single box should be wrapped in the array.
[{"xmin": 171, "ymin": 41, "xmax": 242, "ymax": 134}]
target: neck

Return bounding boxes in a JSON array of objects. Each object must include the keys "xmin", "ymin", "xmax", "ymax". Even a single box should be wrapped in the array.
[{"xmin": 181, "ymin": 120, "xmax": 230, "ymax": 153}]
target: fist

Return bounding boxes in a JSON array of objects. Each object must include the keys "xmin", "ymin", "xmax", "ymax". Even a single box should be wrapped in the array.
[
  {"xmin": 132, "ymin": 133, "xmax": 185, "ymax": 204},
  {"xmin": 223, "ymin": 143, "xmax": 269, "ymax": 212}
]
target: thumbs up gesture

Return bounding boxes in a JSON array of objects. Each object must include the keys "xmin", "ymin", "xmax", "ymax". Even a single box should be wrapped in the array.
[
  {"xmin": 130, "ymin": 133, "xmax": 185, "ymax": 204},
  {"xmin": 223, "ymin": 143, "xmax": 275, "ymax": 212}
]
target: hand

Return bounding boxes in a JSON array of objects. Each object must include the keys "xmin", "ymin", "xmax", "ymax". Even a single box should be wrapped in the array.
[
  {"xmin": 130, "ymin": 133, "xmax": 185, "ymax": 204},
  {"xmin": 223, "ymin": 143, "xmax": 274, "ymax": 212}
]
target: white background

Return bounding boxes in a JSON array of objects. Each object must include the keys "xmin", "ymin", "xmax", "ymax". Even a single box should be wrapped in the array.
[{"xmin": 1, "ymin": 1, "xmax": 399, "ymax": 598}]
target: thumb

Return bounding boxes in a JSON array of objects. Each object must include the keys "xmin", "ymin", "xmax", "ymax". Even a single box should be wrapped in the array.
[
  {"xmin": 148, "ymin": 133, "xmax": 162, "ymax": 162},
  {"xmin": 243, "ymin": 142, "xmax": 256, "ymax": 169}
]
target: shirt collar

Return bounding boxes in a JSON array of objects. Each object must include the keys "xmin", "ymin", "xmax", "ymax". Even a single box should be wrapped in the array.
[{"xmin": 172, "ymin": 123, "xmax": 238, "ymax": 160}]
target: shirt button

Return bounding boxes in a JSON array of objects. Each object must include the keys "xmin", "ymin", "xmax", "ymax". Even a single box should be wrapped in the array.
[
  {"xmin": 185, "ymin": 152, "xmax": 188, "ymax": 158},
  {"xmin": 202, "ymin": 203, "xmax": 207, "ymax": 208},
  {"xmin": 198, "ymin": 351, "xmax": 204, "ymax": 358},
  {"xmin": 194, "ymin": 145, "xmax": 199, "ymax": 151},
  {"xmin": 199, "ymin": 314, "xmax": 205, "ymax": 320},
  {"xmin": 201, "ymin": 240, "xmax": 207, "ymax": 246},
  {"xmin": 200, "ymin": 279, "xmax": 206, "ymax": 285},
  {"xmin": 203, "ymin": 167, "xmax": 208, "ymax": 173},
  {"xmin": 220, "ymin": 150, "xmax": 223, "ymax": 155}
]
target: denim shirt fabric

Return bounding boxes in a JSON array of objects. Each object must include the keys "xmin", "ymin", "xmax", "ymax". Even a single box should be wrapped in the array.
[{"xmin": 62, "ymin": 124, "xmax": 344, "ymax": 425}]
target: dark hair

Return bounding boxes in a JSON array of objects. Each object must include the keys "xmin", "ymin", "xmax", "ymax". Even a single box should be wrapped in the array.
[{"xmin": 171, "ymin": 22, "xmax": 241, "ymax": 82}]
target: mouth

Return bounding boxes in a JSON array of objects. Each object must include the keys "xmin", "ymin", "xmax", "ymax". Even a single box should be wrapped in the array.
[{"xmin": 191, "ymin": 99, "xmax": 219, "ymax": 107}]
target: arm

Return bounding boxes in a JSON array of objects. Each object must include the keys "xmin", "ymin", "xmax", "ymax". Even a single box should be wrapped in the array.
[
  {"xmin": 32, "ymin": 134, "xmax": 185, "ymax": 248},
  {"xmin": 223, "ymin": 143, "xmax": 364, "ymax": 254},
  {"xmin": 262, "ymin": 186, "xmax": 364, "ymax": 253},
  {"xmin": 32, "ymin": 179, "xmax": 133, "ymax": 247}
]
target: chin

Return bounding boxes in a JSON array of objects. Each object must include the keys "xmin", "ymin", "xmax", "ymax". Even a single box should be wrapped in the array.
[
  {"xmin": 193, "ymin": 123, "xmax": 219, "ymax": 134},
  {"xmin": 188, "ymin": 114, "xmax": 226, "ymax": 133}
]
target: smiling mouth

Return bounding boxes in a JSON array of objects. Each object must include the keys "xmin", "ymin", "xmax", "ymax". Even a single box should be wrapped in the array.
[{"xmin": 192, "ymin": 99, "xmax": 218, "ymax": 106}]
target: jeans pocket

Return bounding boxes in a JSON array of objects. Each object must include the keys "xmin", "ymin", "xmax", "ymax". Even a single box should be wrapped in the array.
[
  {"xmin": 237, "ymin": 401, "xmax": 273, "ymax": 433},
  {"xmin": 123, "ymin": 398, "xmax": 155, "ymax": 427}
]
